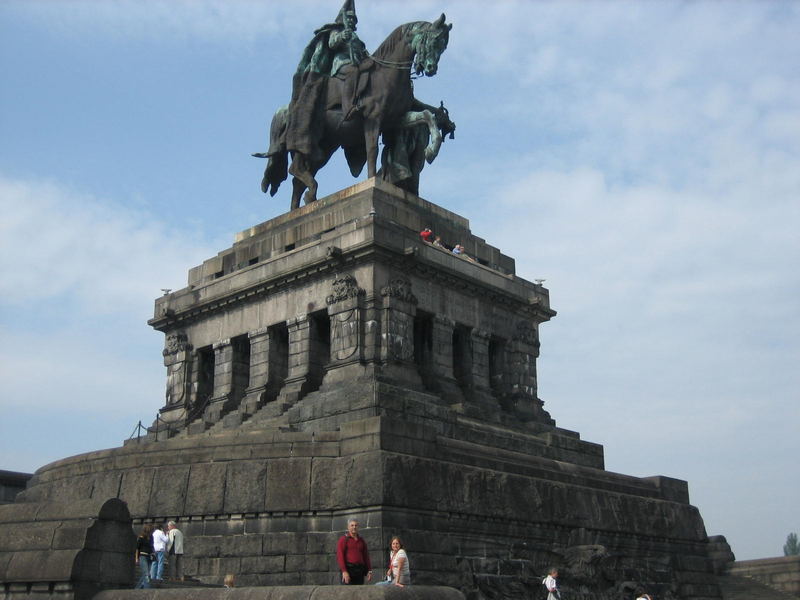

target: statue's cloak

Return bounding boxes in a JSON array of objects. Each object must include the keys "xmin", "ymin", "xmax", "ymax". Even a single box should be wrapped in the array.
[{"xmin": 284, "ymin": 24, "xmax": 342, "ymax": 157}]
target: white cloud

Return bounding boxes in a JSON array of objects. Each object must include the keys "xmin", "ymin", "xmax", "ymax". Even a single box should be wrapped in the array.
[
  {"xmin": 9, "ymin": 0, "xmax": 293, "ymax": 43},
  {"xmin": 0, "ymin": 175, "xmax": 218, "ymax": 315},
  {"xmin": 0, "ymin": 175, "xmax": 220, "ymax": 418}
]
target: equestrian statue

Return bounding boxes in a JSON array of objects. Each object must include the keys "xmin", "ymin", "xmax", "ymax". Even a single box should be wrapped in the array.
[{"xmin": 254, "ymin": 0, "xmax": 455, "ymax": 210}]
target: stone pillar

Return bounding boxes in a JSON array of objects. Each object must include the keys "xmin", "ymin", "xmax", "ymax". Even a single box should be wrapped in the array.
[
  {"xmin": 469, "ymin": 329, "xmax": 492, "ymax": 391},
  {"xmin": 431, "ymin": 315, "xmax": 455, "ymax": 379},
  {"xmin": 239, "ymin": 327, "xmax": 271, "ymax": 418},
  {"xmin": 327, "ymin": 274, "xmax": 365, "ymax": 363},
  {"xmin": 506, "ymin": 320, "xmax": 553, "ymax": 424},
  {"xmin": 326, "ymin": 295, "xmax": 364, "ymax": 382},
  {"xmin": 380, "ymin": 278, "xmax": 416, "ymax": 363},
  {"xmin": 202, "ymin": 339, "xmax": 239, "ymax": 424},
  {"xmin": 451, "ymin": 327, "xmax": 497, "ymax": 417},
  {"xmin": 277, "ymin": 315, "xmax": 313, "ymax": 405},
  {"xmin": 378, "ymin": 277, "xmax": 425, "ymax": 387},
  {"xmin": 428, "ymin": 315, "xmax": 464, "ymax": 404},
  {"xmin": 154, "ymin": 332, "xmax": 193, "ymax": 439}
]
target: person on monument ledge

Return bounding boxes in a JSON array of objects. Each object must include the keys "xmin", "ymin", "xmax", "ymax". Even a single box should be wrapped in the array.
[{"xmin": 286, "ymin": 0, "xmax": 369, "ymax": 157}]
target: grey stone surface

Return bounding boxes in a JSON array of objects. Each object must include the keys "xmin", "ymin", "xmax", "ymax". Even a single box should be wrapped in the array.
[
  {"xmin": 0, "ymin": 498, "xmax": 134, "ymax": 599},
  {"xmin": 0, "ymin": 470, "xmax": 32, "ymax": 505},
  {"xmin": 95, "ymin": 587, "xmax": 465, "ymax": 600},
  {"xmin": 726, "ymin": 554, "xmax": 800, "ymax": 598}
]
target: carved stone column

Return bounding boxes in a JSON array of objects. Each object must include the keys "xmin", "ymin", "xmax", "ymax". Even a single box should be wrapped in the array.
[
  {"xmin": 506, "ymin": 321, "xmax": 553, "ymax": 424},
  {"xmin": 380, "ymin": 278, "xmax": 416, "ymax": 363},
  {"xmin": 239, "ymin": 327, "xmax": 270, "ymax": 419},
  {"xmin": 377, "ymin": 277, "xmax": 426, "ymax": 388},
  {"xmin": 427, "ymin": 315, "xmax": 464, "ymax": 404},
  {"xmin": 431, "ymin": 315, "xmax": 455, "ymax": 379},
  {"xmin": 202, "ymin": 339, "xmax": 239, "ymax": 425},
  {"xmin": 154, "ymin": 332, "xmax": 193, "ymax": 439},
  {"xmin": 469, "ymin": 329, "xmax": 492, "ymax": 391},
  {"xmin": 277, "ymin": 314, "xmax": 320, "ymax": 405},
  {"xmin": 327, "ymin": 274, "xmax": 365, "ymax": 372}
]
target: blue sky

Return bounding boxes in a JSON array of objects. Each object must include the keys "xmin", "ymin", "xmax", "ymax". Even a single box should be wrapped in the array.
[{"xmin": 1, "ymin": 0, "xmax": 798, "ymax": 561}]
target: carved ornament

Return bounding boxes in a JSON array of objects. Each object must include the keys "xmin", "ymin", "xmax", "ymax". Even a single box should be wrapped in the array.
[
  {"xmin": 326, "ymin": 274, "xmax": 365, "ymax": 305},
  {"xmin": 380, "ymin": 277, "xmax": 418, "ymax": 305},
  {"xmin": 512, "ymin": 321, "xmax": 539, "ymax": 347},
  {"xmin": 163, "ymin": 332, "xmax": 192, "ymax": 357}
]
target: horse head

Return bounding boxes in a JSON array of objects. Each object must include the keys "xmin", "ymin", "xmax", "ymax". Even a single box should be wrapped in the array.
[{"xmin": 411, "ymin": 14, "xmax": 452, "ymax": 77}]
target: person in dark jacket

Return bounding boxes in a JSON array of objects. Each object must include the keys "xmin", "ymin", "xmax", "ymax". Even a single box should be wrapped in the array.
[{"xmin": 134, "ymin": 524, "xmax": 154, "ymax": 589}]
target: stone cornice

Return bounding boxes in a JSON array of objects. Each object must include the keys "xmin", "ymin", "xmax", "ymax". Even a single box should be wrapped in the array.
[{"xmin": 149, "ymin": 237, "xmax": 554, "ymax": 332}]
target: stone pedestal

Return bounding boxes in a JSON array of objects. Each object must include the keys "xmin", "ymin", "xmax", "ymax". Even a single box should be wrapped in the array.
[{"xmin": 3, "ymin": 180, "xmax": 722, "ymax": 600}]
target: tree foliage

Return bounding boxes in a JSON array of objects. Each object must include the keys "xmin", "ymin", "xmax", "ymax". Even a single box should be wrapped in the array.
[{"xmin": 784, "ymin": 532, "xmax": 800, "ymax": 556}]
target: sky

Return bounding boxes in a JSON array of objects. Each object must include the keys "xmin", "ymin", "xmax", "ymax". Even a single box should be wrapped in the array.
[{"xmin": 1, "ymin": 0, "xmax": 798, "ymax": 562}]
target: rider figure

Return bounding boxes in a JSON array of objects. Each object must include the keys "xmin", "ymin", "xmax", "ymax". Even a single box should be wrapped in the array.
[
  {"xmin": 327, "ymin": 0, "xmax": 369, "ymax": 120},
  {"xmin": 286, "ymin": 0, "xmax": 369, "ymax": 157}
]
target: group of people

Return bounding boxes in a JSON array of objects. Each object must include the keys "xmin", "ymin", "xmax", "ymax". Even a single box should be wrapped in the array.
[
  {"xmin": 336, "ymin": 519, "xmax": 411, "ymax": 587},
  {"xmin": 134, "ymin": 521, "xmax": 185, "ymax": 589},
  {"xmin": 132, "ymin": 518, "xmax": 660, "ymax": 595},
  {"xmin": 420, "ymin": 227, "xmax": 476, "ymax": 262},
  {"xmin": 543, "ymin": 568, "xmax": 654, "ymax": 599}
]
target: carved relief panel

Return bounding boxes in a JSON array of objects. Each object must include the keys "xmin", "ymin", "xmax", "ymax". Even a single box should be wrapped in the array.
[
  {"xmin": 163, "ymin": 331, "xmax": 192, "ymax": 407},
  {"xmin": 380, "ymin": 277, "xmax": 417, "ymax": 362},
  {"xmin": 326, "ymin": 273, "xmax": 365, "ymax": 364}
]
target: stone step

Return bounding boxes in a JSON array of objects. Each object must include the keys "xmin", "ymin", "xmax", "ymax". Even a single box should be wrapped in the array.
[
  {"xmin": 717, "ymin": 573, "xmax": 795, "ymax": 600},
  {"xmin": 150, "ymin": 577, "xmax": 221, "ymax": 589}
]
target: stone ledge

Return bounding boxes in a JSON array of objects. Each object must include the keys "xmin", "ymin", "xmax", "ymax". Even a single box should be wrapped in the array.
[{"xmin": 93, "ymin": 585, "xmax": 465, "ymax": 600}]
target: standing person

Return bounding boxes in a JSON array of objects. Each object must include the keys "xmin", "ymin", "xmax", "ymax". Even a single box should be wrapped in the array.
[
  {"xmin": 375, "ymin": 536, "xmax": 410, "ymax": 587},
  {"xmin": 150, "ymin": 523, "xmax": 169, "ymax": 581},
  {"xmin": 336, "ymin": 518, "xmax": 372, "ymax": 585},
  {"xmin": 166, "ymin": 521, "xmax": 185, "ymax": 581},
  {"xmin": 543, "ymin": 567, "xmax": 560, "ymax": 600},
  {"xmin": 635, "ymin": 591, "xmax": 652, "ymax": 600},
  {"xmin": 134, "ymin": 524, "xmax": 153, "ymax": 589},
  {"xmin": 420, "ymin": 228, "xmax": 433, "ymax": 243}
]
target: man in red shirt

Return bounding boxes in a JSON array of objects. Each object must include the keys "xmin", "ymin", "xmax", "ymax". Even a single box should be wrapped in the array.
[
  {"xmin": 336, "ymin": 519, "xmax": 372, "ymax": 584},
  {"xmin": 420, "ymin": 228, "xmax": 433, "ymax": 243}
]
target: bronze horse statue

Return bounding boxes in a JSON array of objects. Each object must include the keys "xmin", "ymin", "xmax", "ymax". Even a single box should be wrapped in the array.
[{"xmin": 256, "ymin": 15, "xmax": 453, "ymax": 210}]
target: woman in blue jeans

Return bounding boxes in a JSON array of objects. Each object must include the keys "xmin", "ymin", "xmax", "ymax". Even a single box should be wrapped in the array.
[
  {"xmin": 134, "ymin": 525, "xmax": 154, "ymax": 589},
  {"xmin": 150, "ymin": 524, "xmax": 169, "ymax": 581}
]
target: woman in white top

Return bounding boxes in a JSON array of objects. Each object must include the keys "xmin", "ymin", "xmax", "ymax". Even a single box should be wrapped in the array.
[
  {"xmin": 375, "ymin": 536, "xmax": 411, "ymax": 587},
  {"xmin": 542, "ymin": 567, "xmax": 560, "ymax": 600}
]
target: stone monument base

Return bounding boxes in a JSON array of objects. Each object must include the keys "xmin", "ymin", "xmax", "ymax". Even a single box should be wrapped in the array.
[{"xmin": 5, "ymin": 180, "xmax": 722, "ymax": 599}]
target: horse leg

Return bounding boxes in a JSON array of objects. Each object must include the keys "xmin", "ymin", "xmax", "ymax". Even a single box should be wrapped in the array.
[
  {"xmin": 400, "ymin": 110, "xmax": 441, "ymax": 163},
  {"xmin": 290, "ymin": 178, "xmax": 306, "ymax": 210},
  {"xmin": 304, "ymin": 177, "xmax": 318, "ymax": 204},
  {"xmin": 288, "ymin": 153, "xmax": 318, "ymax": 206},
  {"xmin": 288, "ymin": 154, "xmax": 310, "ymax": 209}
]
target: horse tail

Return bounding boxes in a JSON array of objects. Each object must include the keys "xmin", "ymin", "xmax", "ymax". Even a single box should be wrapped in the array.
[{"xmin": 261, "ymin": 105, "xmax": 290, "ymax": 195}]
